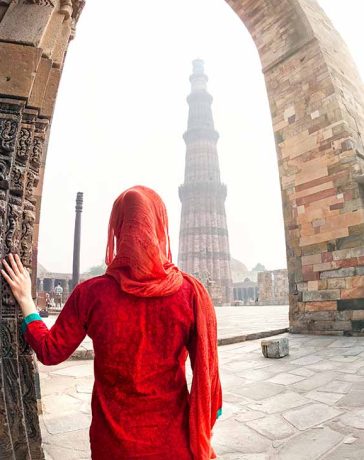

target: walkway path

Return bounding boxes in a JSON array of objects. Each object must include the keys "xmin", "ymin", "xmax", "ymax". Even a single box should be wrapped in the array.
[{"xmin": 40, "ymin": 332, "xmax": 364, "ymax": 459}]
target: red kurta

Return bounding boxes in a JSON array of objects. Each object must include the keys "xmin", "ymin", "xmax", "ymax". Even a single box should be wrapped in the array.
[{"xmin": 24, "ymin": 275, "xmax": 198, "ymax": 460}]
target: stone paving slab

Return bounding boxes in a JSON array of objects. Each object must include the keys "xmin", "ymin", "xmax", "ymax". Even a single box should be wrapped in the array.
[{"xmin": 39, "ymin": 332, "xmax": 364, "ymax": 459}]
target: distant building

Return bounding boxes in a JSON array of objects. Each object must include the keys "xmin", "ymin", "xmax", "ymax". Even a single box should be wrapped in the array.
[
  {"xmin": 231, "ymin": 259, "xmax": 288, "ymax": 305},
  {"xmin": 233, "ymin": 278, "xmax": 258, "ymax": 304},
  {"xmin": 36, "ymin": 263, "xmax": 90, "ymax": 304}
]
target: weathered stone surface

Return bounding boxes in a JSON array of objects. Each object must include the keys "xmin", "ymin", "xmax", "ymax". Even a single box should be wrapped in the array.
[
  {"xmin": 283, "ymin": 403, "xmax": 342, "ymax": 430},
  {"xmin": 213, "ymin": 419, "xmax": 271, "ymax": 454},
  {"xmin": 0, "ymin": 42, "xmax": 42, "ymax": 98},
  {"xmin": 248, "ymin": 391, "xmax": 310, "ymax": 414},
  {"xmin": 306, "ymin": 390, "xmax": 344, "ymax": 405},
  {"xmin": 43, "ymin": 412, "xmax": 91, "ymax": 435},
  {"xmin": 277, "ymin": 427, "xmax": 345, "ymax": 459},
  {"xmin": 0, "ymin": 2, "xmax": 54, "ymax": 46},
  {"xmin": 28, "ymin": 57, "xmax": 52, "ymax": 110},
  {"xmin": 230, "ymin": 381, "xmax": 285, "ymax": 401},
  {"xmin": 247, "ymin": 414, "xmax": 295, "ymax": 440},
  {"xmin": 261, "ymin": 338, "xmax": 289, "ymax": 358},
  {"xmin": 39, "ymin": 67, "xmax": 62, "ymax": 118},
  {"xmin": 338, "ymin": 391, "xmax": 364, "ymax": 408},
  {"xmin": 291, "ymin": 371, "xmax": 337, "ymax": 392},
  {"xmin": 303, "ymin": 290, "xmax": 341, "ymax": 302},
  {"xmin": 320, "ymin": 268, "xmax": 356, "ymax": 279},
  {"xmin": 340, "ymin": 408, "xmax": 364, "ymax": 429},
  {"xmin": 267, "ymin": 372, "xmax": 304, "ymax": 385}
]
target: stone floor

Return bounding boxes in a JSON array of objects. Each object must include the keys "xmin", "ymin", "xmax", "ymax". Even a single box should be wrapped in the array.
[{"xmin": 39, "ymin": 333, "xmax": 364, "ymax": 459}]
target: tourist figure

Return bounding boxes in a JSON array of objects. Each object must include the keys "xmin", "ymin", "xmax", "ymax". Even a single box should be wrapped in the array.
[
  {"xmin": 2, "ymin": 186, "xmax": 222, "ymax": 460},
  {"xmin": 54, "ymin": 282, "xmax": 63, "ymax": 309}
]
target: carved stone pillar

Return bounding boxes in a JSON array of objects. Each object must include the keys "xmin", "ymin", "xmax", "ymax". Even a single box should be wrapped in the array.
[{"xmin": 0, "ymin": 1, "xmax": 84, "ymax": 458}]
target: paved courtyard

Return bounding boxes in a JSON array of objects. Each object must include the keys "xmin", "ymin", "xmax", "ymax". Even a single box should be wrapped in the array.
[{"xmin": 39, "ymin": 332, "xmax": 364, "ymax": 459}]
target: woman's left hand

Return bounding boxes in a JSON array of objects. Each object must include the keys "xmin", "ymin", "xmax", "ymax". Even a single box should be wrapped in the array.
[{"xmin": 1, "ymin": 254, "xmax": 37, "ymax": 317}]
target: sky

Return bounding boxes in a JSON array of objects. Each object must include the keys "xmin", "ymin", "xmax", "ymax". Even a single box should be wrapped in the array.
[{"xmin": 38, "ymin": 0, "xmax": 364, "ymax": 274}]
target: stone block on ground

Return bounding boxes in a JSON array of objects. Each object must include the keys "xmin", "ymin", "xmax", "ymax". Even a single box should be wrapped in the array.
[{"xmin": 261, "ymin": 337, "xmax": 289, "ymax": 358}]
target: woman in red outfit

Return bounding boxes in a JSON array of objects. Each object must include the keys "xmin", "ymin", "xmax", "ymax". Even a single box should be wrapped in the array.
[{"xmin": 2, "ymin": 186, "xmax": 222, "ymax": 460}]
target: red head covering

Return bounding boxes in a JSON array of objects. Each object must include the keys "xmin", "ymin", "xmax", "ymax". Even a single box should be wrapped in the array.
[{"xmin": 106, "ymin": 185, "xmax": 222, "ymax": 460}]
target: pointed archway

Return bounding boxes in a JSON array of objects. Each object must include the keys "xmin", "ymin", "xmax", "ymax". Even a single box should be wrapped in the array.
[{"xmin": 1, "ymin": 0, "xmax": 364, "ymax": 456}]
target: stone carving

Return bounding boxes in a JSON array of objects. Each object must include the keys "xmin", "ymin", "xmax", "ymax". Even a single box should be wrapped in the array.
[
  {"xmin": 17, "ymin": 128, "xmax": 33, "ymax": 164},
  {"xmin": 0, "ymin": 158, "xmax": 10, "ymax": 190},
  {"xmin": 0, "ymin": 320, "xmax": 14, "ymax": 358},
  {"xmin": 24, "ymin": 0, "xmax": 55, "ymax": 7},
  {"xmin": 30, "ymin": 136, "xmax": 43, "ymax": 170},
  {"xmin": 5, "ymin": 203, "xmax": 21, "ymax": 254},
  {"xmin": 21, "ymin": 209, "xmax": 35, "ymax": 267},
  {"xmin": 0, "ymin": 119, "xmax": 17, "ymax": 156},
  {"xmin": 60, "ymin": 0, "xmax": 73, "ymax": 19},
  {"xmin": 19, "ymin": 325, "xmax": 32, "ymax": 355},
  {"xmin": 25, "ymin": 170, "xmax": 39, "ymax": 201},
  {"xmin": 10, "ymin": 164, "xmax": 25, "ymax": 196}
]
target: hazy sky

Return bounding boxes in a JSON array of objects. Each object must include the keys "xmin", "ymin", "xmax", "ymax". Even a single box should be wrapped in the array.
[{"xmin": 38, "ymin": 0, "xmax": 364, "ymax": 274}]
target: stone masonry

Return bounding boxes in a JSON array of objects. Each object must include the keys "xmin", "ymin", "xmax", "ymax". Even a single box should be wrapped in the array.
[
  {"xmin": 0, "ymin": 1, "xmax": 84, "ymax": 458},
  {"xmin": 178, "ymin": 60, "xmax": 233, "ymax": 304},
  {"xmin": 226, "ymin": 0, "xmax": 364, "ymax": 334}
]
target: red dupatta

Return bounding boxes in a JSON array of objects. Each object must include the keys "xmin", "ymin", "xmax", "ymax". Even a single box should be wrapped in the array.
[{"xmin": 105, "ymin": 186, "xmax": 222, "ymax": 460}]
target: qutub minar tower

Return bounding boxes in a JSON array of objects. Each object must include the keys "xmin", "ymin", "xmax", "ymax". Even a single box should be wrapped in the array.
[{"xmin": 178, "ymin": 59, "xmax": 233, "ymax": 304}]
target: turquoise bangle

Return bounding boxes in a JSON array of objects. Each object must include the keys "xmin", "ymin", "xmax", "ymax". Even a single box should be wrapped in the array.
[
  {"xmin": 217, "ymin": 408, "xmax": 222, "ymax": 419},
  {"xmin": 21, "ymin": 312, "xmax": 43, "ymax": 334}
]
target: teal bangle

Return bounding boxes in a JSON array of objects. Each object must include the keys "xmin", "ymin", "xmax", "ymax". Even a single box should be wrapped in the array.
[
  {"xmin": 21, "ymin": 312, "xmax": 43, "ymax": 334},
  {"xmin": 217, "ymin": 408, "xmax": 222, "ymax": 419}
]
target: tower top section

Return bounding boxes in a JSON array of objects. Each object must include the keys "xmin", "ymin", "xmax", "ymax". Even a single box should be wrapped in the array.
[{"xmin": 190, "ymin": 58, "xmax": 208, "ymax": 92}]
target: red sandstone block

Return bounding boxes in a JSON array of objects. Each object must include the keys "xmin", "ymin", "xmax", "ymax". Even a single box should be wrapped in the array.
[
  {"xmin": 330, "ymin": 203, "xmax": 344, "ymax": 210},
  {"xmin": 322, "ymin": 252, "xmax": 333, "ymax": 263},
  {"xmin": 305, "ymin": 301, "xmax": 337, "ymax": 312},
  {"xmin": 296, "ymin": 188, "xmax": 337, "ymax": 206},
  {"xmin": 344, "ymin": 192, "xmax": 353, "ymax": 201},
  {"xmin": 302, "ymin": 255, "xmax": 321, "ymax": 266},
  {"xmin": 295, "ymin": 171, "xmax": 348, "ymax": 193},
  {"xmin": 341, "ymin": 287, "xmax": 364, "ymax": 299},
  {"xmin": 302, "ymin": 264, "xmax": 314, "ymax": 274},
  {"xmin": 303, "ymin": 272, "xmax": 320, "ymax": 281},
  {"xmin": 346, "ymin": 276, "xmax": 364, "ymax": 289},
  {"xmin": 335, "ymin": 258, "xmax": 359, "ymax": 269}
]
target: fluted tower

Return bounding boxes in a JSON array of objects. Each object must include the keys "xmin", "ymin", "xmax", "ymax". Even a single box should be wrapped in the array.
[{"xmin": 178, "ymin": 60, "xmax": 233, "ymax": 304}]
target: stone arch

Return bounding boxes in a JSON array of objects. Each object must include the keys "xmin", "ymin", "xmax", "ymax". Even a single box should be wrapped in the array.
[
  {"xmin": 226, "ymin": 0, "xmax": 364, "ymax": 333},
  {"xmin": 1, "ymin": 0, "xmax": 364, "ymax": 456}
]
